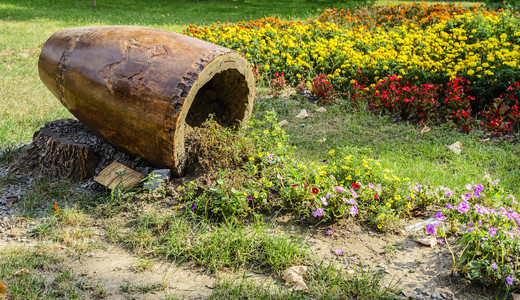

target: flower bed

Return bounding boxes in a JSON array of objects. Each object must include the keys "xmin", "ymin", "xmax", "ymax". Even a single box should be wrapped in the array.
[{"xmin": 184, "ymin": 3, "xmax": 520, "ymax": 134}]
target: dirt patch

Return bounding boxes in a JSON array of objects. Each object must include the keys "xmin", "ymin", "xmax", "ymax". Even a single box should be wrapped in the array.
[
  {"xmin": 65, "ymin": 247, "xmax": 216, "ymax": 300},
  {"xmin": 302, "ymin": 217, "xmax": 493, "ymax": 300}
]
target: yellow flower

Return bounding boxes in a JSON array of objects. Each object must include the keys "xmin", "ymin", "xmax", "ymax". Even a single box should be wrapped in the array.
[{"xmin": 264, "ymin": 64, "xmax": 270, "ymax": 70}]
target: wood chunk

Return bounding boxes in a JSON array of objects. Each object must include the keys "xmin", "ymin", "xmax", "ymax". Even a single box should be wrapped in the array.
[
  {"xmin": 15, "ymin": 123, "xmax": 98, "ymax": 180},
  {"xmin": 94, "ymin": 162, "xmax": 144, "ymax": 190}
]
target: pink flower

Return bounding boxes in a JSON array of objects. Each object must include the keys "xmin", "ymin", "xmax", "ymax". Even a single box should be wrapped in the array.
[
  {"xmin": 314, "ymin": 208, "xmax": 324, "ymax": 217},
  {"xmin": 350, "ymin": 205, "xmax": 358, "ymax": 216},
  {"xmin": 331, "ymin": 249, "xmax": 343, "ymax": 255},
  {"xmin": 425, "ymin": 224, "xmax": 436, "ymax": 235},
  {"xmin": 326, "ymin": 230, "xmax": 333, "ymax": 235},
  {"xmin": 321, "ymin": 197, "xmax": 328, "ymax": 206}
]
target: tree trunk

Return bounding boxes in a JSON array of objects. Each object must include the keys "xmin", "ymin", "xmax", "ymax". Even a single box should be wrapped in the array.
[{"xmin": 15, "ymin": 120, "xmax": 99, "ymax": 180}]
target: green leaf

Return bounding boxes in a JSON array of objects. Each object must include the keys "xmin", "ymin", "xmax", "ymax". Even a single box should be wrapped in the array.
[
  {"xmin": 217, "ymin": 178, "xmax": 224, "ymax": 185},
  {"xmin": 468, "ymin": 260, "xmax": 481, "ymax": 268}
]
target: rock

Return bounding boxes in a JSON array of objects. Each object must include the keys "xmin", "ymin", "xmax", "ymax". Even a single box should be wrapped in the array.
[
  {"xmin": 143, "ymin": 169, "xmax": 171, "ymax": 191},
  {"xmin": 432, "ymin": 292, "xmax": 441, "ymax": 299},
  {"xmin": 278, "ymin": 120, "xmax": 289, "ymax": 127},
  {"xmin": 295, "ymin": 109, "xmax": 309, "ymax": 119}
]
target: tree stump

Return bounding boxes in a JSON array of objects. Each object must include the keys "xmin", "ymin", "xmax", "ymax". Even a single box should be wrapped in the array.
[{"xmin": 14, "ymin": 119, "xmax": 138, "ymax": 181}]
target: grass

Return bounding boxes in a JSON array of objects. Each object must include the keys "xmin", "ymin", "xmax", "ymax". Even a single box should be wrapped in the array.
[
  {"xmin": 0, "ymin": 245, "xmax": 85, "ymax": 299},
  {"xmin": 210, "ymin": 263, "xmax": 398, "ymax": 299},
  {"xmin": 107, "ymin": 211, "xmax": 310, "ymax": 274},
  {"xmin": 254, "ymin": 92, "xmax": 520, "ymax": 198}
]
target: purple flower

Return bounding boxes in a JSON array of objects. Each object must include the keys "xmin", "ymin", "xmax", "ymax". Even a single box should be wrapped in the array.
[
  {"xmin": 474, "ymin": 183, "xmax": 484, "ymax": 193},
  {"xmin": 346, "ymin": 198, "xmax": 357, "ymax": 205},
  {"xmin": 437, "ymin": 238, "xmax": 444, "ymax": 243},
  {"xmin": 247, "ymin": 195, "xmax": 253, "ymax": 201},
  {"xmin": 506, "ymin": 276, "xmax": 514, "ymax": 285},
  {"xmin": 474, "ymin": 204, "xmax": 489, "ymax": 215},
  {"xmin": 492, "ymin": 179, "xmax": 500, "ymax": 186},
  {"xmin": 413, "ymin": 185, "xmax": 421, "ymax": 192},
  {"xmin": 462, "ymin": 193, "xmax": 472, "ymax": 201},
  {"xmin": 445, "ymin": 189, "xmax": 454, "ymax": 197},
  {"xmin": 269, "ymin": 187, "xmax": 277, "ymax": 194},
  {"xmin": 350, "ymin": 205, "xmax": 358, "ymax": 216},
  {"xmin": 458, "ymin": 201, "xmax": 470, "ymax": 213},
  {"xmin": 488, "ymin": 227, "xmax": 498, "ymax": 238},
  {"xmin": 467, "ymin": 227, "xmax": 475, "ymax": 232},
  {"xmin": 425, "ymin": 224, "xmax": 436, "ymax": 235},
  {"xmin": 190, "ymin": 202, "xmax": 196, "ymax": 210},
  {"xmin": 446, "ymin": 203, "xmax": 452, "ymax": 210},
  {"xmin": 322, "ymin": 159, "xmax": 328, "ymax": 162},
  {"xmin": 491, "ymin": 263, "xmax": 498, "ymax": 270},
  {"xmin": 314, "ymin": 208, "xmax": 324, "ymax": 217},
  {"xmin": 326, "ymin": 230, "xmax": 333, "ymax": 235},
  {"xmin": 465, "ymin": 184, "xmax": 472, "ymax": 190},
  {"xmin": 331, "ymin": 249, "xmax": 343, "ymax": 255},
  {"xmin": 435, "ymin": 212, "xmax": 446, "ymax": 220},
  {"xmin": 321, "ymin": 197, "xmax": 328, "ymax": 206},
  {"xmin": 350, "ymin": 189, "xmax": 358, "ymax": 199},
  {"xmin": 368, "ymin": 183, "xmax": 375, "ymax": 189},
  {"xmin": 334, "ymin": 186, "xmax": 346, "ymax": 192}
]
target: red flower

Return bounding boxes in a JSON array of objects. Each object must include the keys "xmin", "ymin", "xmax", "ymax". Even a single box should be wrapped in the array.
[
  {"xmin": 351, "ymin": 183, "xmax": 361, "ymax": 189},
  {"xmin": 291, "ymin": 184, "xmax": 298, "ymax": 187},
  {"xmin": 312, "ymin": 188, "xmax": 319, "ymax": 194},
  {"xmin": 304, "ymin": 185, "xmax": 308, "ymax": 188},
  {"xmin": 374, "ymin": 194, "xmax": 379, "ymax": 200}
]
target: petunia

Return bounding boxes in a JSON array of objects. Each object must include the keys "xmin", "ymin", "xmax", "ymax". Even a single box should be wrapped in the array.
[
  {"xmin": 374, "ymin": 194, "xmax": 379, "ymax": 200},
  {"xmin": 350, "ymin": 189, "xmax": 359, "ymax": 199},
  {"xmin": 312, "ymin": 187, "xmax": 319, "ymax": 194},
  {"xmin": 331, "ymin": 249, "xmax": 343, "ymax": 255},
  {"xmin": 368, "ymin": 183, "xmax": 375, "ymax": 189},
  {"xmin": 190, "ymin": 203, "xmax": 196, "ymax": 210},
  {"xmin": 335, "ymin": 186, "xmax": 346, "ymax": 192},
  {"xmin": 435, "ymin": 212, "xmax": 446, "ymax": 220},
  {"xmin": 326, "ymin": 230, "xmax": 333, "ymax": 235},
  {"xmin": 445, "ymin": 189, "xmax": 454, "ymax": 197},
  {"xmin": 462, "ymin": 193, "xmax": 472, "ymax": 201},
  {"xmin": 458, "ymin": 201, "xmax": 470, "ymax": 213},
  {"xmin": 488, "ymin": 227, "xmax": 498, "ymax": 238},
  {"xmin": 291, "ymin": 184, "xmax": 298, "ymax": 187},
  {"xmin": 492, "ymin": 179, "xmax": 500, "ymax": 186},
  {"xmin": 506, "ymin": 276, "xmax": 514, "ymax": 285},
  {"xmin": 474, "ymin": 183, "xmax": 484, "ymax": 193},
  {"xmin": 465, "ymin": 184, "xmax": 472, "ymax": 190},
  {"xmin": 314, "ymin": 208, "xmax": 324, "ymax": 217},
  {"xmin": 491, "ymin": 263, "xmax": 498, "ymax": 270},
  {"xmin": 247, "ymin": 195, "xmax": 253, "ymax": 201},
  {"xmin": 350, "ymin": 205, "xmax": 358, "ymax": 216},
  {"xmin": 351, "ymin": 182, "xmax": 361, "ymax": 189},
  {"xmin": 425, "ymin": 223, "xmax": 436, "ymax": 235},
  {"xmin": 321, "ymin": 197, "xmax": 328, "ymax": 206}
]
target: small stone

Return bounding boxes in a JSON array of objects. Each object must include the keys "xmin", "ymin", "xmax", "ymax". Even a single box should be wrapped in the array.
[{"xmin": 432, "ymin": 292, "xmax": 441, "ymax": 299}]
